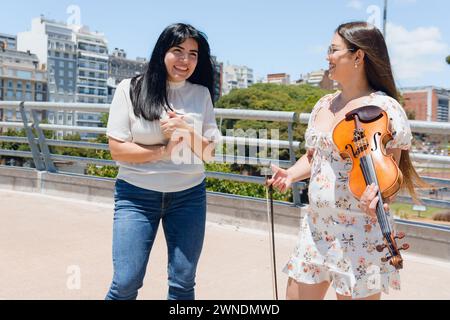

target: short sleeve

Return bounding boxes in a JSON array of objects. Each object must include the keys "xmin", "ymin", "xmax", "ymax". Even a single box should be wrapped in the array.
[
  {"xmin": 202, "ymin": 88, "xmax": 222, "ymax": 144},
  {"xmin": 106, "ymin": 80, "xmax": 132, "ymax": 142},
  {"xmin": 384, "ymin": 98, "xmax": 412, "ymax": 150},
  {"xmin": 304, "ymin": 94, "xmax": 334, "ymax": 150}
]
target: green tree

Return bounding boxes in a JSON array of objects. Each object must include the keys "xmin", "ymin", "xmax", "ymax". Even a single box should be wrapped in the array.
[
  {"xmin": 216, "ymin": 83, "xmax": 332, "ymax": 159},
  {"xmin": 447, "ymin": 55, "xmax": 450, "ymax": 65}
]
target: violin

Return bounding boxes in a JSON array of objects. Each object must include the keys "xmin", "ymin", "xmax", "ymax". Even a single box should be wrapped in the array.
[{"xmin": 332, "ymin": 105, "xmax": 409, "ymax": 270}]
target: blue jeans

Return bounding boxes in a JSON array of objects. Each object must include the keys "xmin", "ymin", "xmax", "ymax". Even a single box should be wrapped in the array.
[{"xmin": 105, "ymin": 179, "xmax": 206, "ymax": 300}]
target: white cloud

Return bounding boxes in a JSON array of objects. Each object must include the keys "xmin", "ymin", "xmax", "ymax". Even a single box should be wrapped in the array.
[
  {"xmin": 386, "ymin": 22, "xmax": 449, "ymax": 81},
  {"xmin": 347, "ymin": 0, "xmax": 364, "ymax": 10}
]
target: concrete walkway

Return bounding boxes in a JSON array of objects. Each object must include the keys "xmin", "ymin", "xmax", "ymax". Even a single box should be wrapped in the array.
[{"xmin": 1, "ymin": 189, "xmax": 449, "ymax": 300}]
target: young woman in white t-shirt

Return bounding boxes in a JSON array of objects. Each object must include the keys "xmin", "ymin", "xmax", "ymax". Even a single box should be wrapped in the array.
[{"xmin": 105, "ymin": 23, "xmax": 221, "ymax": 300}]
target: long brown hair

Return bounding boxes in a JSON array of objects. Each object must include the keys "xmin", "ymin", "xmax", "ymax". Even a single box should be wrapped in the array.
[{"xmin": 336, "ymin": 21, "xmax": 427, "ymax": 201}]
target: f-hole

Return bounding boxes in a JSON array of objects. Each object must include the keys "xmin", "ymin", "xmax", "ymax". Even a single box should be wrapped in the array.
[{"xmin": 371, "ymin": 132, "xmax": 381, "ymax": 152}]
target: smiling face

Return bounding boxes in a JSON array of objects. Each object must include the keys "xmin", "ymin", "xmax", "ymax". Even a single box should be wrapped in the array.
[
  {"xmin": 327, "ymin": 33, "xmax": 357, "ymax": 83},
  {"xmin": 164, "ymin": 37, "xmax": 199, "ymax": 83}
]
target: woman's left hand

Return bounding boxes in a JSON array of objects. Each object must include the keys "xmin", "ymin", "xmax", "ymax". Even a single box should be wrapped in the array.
[
  {"xmin": 359, "ymin": 183, "xmax": 390, "ymax": 218},
  {"xmin": 160, "ymin": 111, "xmax": 190, "ymax": 139}
]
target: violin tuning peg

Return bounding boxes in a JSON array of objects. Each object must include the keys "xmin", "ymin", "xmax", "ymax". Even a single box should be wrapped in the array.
[
  {"xmin": 399, "ymin": 243, "xmax": 410, "ymax": 251},
  {"xmin": 376, "ymin": 244, "xmax": 387, "ymax": 252},
  {"xmin": 395, "ymin": 232, "xmax": 406, "ymax": 240}
]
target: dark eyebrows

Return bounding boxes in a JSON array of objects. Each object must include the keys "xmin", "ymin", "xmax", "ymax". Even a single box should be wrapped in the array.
[{"xmin": 174, "ymin": 45, "xmax": 198, "ymax": 53}]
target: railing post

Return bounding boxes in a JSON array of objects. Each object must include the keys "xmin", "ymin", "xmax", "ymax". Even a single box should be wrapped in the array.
[
  {"xmin": 31, "ymin": 109, "xmax": 57, "ymax": 173},
  {"xmin": 19, "ymin": 102, "xmax": 45, "ymax": 171},
  {"xmin": 288, "ymin": 123, "xmax": 301, "ymax": 206}
]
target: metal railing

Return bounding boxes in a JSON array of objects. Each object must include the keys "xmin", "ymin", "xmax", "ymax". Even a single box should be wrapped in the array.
[{"xmin": 1, "ymin": 101, "xmax": 449, "ymax": 208}]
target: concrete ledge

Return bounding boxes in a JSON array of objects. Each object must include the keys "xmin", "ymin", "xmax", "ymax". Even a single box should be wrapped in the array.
[
  {"xmin": 40, "ymin": 171, "xmax": 115, "ymax": 204},
  {"xmin": 395, "ymin": 221, "xmax": 450, "ymax": 261},
  {"xmin": 207, "ymin": 192, "xmax": 302, "ymax": 235},
  {"xmin": 1, "ymin": 166, "xmax": 449, "ymax": 260},
  {"xmin": 0, "ymin": 166, "xmax": 39, "ymax": 193}
]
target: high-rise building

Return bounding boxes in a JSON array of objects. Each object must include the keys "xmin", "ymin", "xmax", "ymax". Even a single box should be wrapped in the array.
[
  {"xmin": 73, "ymin": 25, "xmax": 109, "ymax": 138},
  {"xmin": 401, "ymin": 86, "xmax": 450, "ymax": 122},
  {"xmin": 0, "ymin": 47, "xmax": 47, "ymax": 123},
  {"xmin": 222, "ymin": 64, "xmax": 253, "ymax": 95},
  {"xmin": 108, "ymin": 48, "xmax": 147, "ymax": 84},
  {"xmin": 18, "ymin": 17, "xmax": 78, "ymax": 138},
  {"xmin": 107, "ymin": 48, "xmax": 147, "ymax": 103},
  {"xmin": 211, "ymin": 56, "xmax": 223, "ymax": 102},
  {"xmin": 0, "ymin": 33, "xmax": 17, "ymax": 50},
  {"xmin": 17, "ymin": 17, "xmax": 109, "ymax": 139}
]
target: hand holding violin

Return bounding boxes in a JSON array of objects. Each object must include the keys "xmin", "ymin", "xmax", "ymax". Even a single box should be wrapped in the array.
[{"xmin": 359, "ymin": 183, "xmax": 390, "ymax": 219}]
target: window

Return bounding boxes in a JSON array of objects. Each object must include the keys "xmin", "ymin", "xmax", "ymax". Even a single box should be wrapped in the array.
[
  {"xmin": 25, "ymin": 92, "xmax": 32, "ymax": 100},
  {"xmin": 36, "ymin": 93, "xmax": 43, "ymax": 101},
  {"xmin": 59, "ymin": 61, "xmax": 64, "ymax": 68},
  {"xmin": 68, "ymin": 71, "xmax": 73, "ymax": 78},
  {"xmin": 16, "ymin": 81, "xmax": 23, "ymax": 90},
  {"xmin": 59, "ymin": 79, "xmax": 64, "ymax": 86},
  {"xmin": 55, "ymin": 52, "xmax": 60, "ymax": 57},
  {"xmin": 16, "ymin": 70, "xmax": 32, "ymax": 79},
  {"xmin": 26, "ymin": 82, "xmax": 31, "ymax": 90},
  {"xmin": 68, "ymin": 62, "xmax": 74, "ymax": 69},
  {"xmin": 59, "ymin": 70, "xmax": 64, "ymax": 77},
  {"xmin": 16, "ymin": 91, "xmax": 22, "ymax": 99}
]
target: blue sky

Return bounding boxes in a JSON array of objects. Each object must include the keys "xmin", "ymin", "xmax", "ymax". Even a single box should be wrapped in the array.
[{"xmin": 1, "ymin": 0, "xmax": 449, "ymax": 88}]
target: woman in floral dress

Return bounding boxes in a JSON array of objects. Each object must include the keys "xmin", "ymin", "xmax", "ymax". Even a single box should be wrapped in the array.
[{"xmin": 268, "ymin": 22, "xmax": 425, "ymax": 300}]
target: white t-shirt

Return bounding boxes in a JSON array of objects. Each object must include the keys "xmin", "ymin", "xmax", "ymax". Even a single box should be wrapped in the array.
[{"xmin": 106, "ymin": 78, "xmax": 221, "ymax": 192}]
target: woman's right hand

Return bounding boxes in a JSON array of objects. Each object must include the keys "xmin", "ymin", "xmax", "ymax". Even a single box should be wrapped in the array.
[{"xmin": 266, "ymin": 164, "xmax": 293, "ymax": 193}]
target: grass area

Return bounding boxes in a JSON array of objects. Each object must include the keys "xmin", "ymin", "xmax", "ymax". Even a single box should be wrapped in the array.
[{"xmin": 390, "ymin": 202, "xmax": 446, "ymax": 220}]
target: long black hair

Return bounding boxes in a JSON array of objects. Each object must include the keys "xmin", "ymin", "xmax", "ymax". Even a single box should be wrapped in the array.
[{"xmin": 130, "ymin": 23, "xmax": 214, "ymax": 121}]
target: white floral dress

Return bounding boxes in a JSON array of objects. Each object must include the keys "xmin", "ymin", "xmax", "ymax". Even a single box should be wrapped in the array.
[{"xmin": 283, "ymin": 91, "xmax": 413, "ymax": 299}]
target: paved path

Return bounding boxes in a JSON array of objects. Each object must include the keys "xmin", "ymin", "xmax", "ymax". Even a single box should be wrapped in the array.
[{"xmin": 1, "ymin": 190, "xmax": 449, "ymax": 300}]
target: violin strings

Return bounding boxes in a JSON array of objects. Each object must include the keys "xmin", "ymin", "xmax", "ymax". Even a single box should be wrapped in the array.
[
  {"xmin": 352, "ymin": 115, "xmax": 401, "ymax": 264},
  {"xmin": 358, "ymin": 130, "xmax": 391, "ymax": 235}
]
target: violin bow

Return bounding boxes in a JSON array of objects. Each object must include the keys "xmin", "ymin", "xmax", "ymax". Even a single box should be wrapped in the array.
[{"xmin": 264, "ymin": 167, "xmax": 279, "ymax": 300}]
